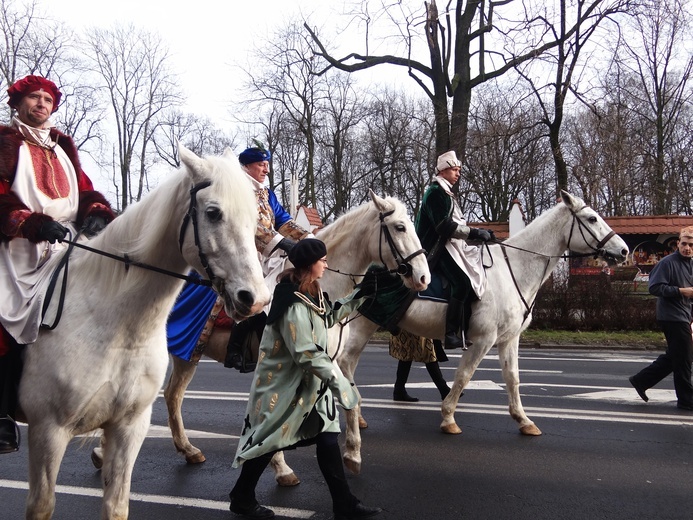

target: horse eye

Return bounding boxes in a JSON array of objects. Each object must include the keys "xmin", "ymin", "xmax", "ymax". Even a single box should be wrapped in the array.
[
  {"xmin": 588, "ymin": 216, "xmax": 597, "ymax": 223},
  {"xmin": 206, "ymin": 207, "xmax": 222, "ymax": 222},
  {"xmin": 395, "ymin": 224, "xmax": 406, "ymax": 232}
]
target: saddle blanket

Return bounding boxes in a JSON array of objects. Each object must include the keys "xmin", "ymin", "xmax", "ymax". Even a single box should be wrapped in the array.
[{"xmin": 166, "ymin": 273, "xmax": 232, "ymax": 362}]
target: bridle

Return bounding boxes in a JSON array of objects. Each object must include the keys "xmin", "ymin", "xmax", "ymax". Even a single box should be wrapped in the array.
[
  {"xmin": 566, "ymin": 205, "xmax": 617, "ymax": 261},
  {"xmin": 378, "ymin": 209, "xmax": 426, "ymax": 277},
  {"xmin": 42, "ymin": 180, "xmax": 219, "ymax": 330},
  {"xmin": 178, "ymin": 180, "xmax": 220, "ymax": 287},
  {"xmin": 499, "ymin": 204, "xmax": 619, "ymax": 324}
]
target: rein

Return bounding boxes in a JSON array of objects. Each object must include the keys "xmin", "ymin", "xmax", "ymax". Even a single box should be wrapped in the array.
[
  {"xmin": 41, "ymin": 181, "xmax": 216, "ymax": 330},
  {"xmin": 495, "ymin": 206, "xmax": 618, "ymax": 324}
]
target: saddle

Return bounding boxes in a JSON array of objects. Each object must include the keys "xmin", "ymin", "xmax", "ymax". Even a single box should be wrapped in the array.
[{"xmin": 357, "ymin": 265, "xmax": 471, "ymax": 334}]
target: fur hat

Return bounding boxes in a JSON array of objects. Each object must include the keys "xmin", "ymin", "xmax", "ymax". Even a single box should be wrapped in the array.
[
  {"xmin": 239, "ymin": 147, "xmax": 271, "ymax": 165},
  {"xmin": 7, "ymin": 75, "xmax": 62, "ymax": 113},
  {"xmin": 289, "ymin": 238, "xmax": 327, "ymax": 269},
  {"xmin": 436, "ymin": 150, "xmax": 461, "ymax": 172}
]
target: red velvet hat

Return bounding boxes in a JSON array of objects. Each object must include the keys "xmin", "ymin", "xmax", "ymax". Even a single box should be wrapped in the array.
[{"xmin": 7, "ymin": 75, "xmax": 62, "ymax": 113}]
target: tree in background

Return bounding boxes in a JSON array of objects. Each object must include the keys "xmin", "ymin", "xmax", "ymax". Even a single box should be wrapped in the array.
[{"xmin": 83, "ymin": 23, "xmax": 182, "ymax": 211}]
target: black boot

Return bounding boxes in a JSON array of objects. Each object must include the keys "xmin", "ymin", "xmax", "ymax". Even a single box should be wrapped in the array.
[
  {"xmin": 393, "ymin": 360, "xmax": 418, "ymax": 402},
  {"xmin": 0, "ymin": 415, "xmax": 19, "ymax": 454},
  {"xmin": 425, "ymin": 362, "xmax": 450, "ymax": 400},
  {"xmin": 0, "ymin": 343, "xmax": 22, "ymax": 454},
  {"xmin": 224, "ymin": 313, "xmax": 266, "ymax": 372},
  {"xmin": 444, "ymin": 298, "xmax": 467, "ymax": 350}
]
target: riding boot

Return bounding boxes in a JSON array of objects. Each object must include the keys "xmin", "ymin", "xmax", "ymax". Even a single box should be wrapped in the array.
[
  {"xmin": 393, "ymin": 360, "xmax": 418, "ymax": 402},
  {"xmin": 224, "ymin": 319, "xmax": 252, "ymax": 371},
  {"xmin": 444, "ymin": 298, "xmax": 467, "ymax": 350},
  {"xmin": 425, "ymin": 362, "xmax": 450, "ymax": 400},
  {"xmin": 0, "ymin": 344, "xmax": 23, "ymax": 454}
]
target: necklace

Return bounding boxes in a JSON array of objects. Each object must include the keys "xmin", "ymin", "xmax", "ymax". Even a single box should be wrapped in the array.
[{"xmin": 294, "ymin": 290, "xmax": 326, "ymax": 316}]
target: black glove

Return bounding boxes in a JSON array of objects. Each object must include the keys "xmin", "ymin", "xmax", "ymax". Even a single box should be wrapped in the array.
[
  {"xmin": 82, "ymin": 215, "xmax": 108, "ymax": 237},
  {"xmin": 39, "ymin": 220, "xmax": 68, "ymax": 244},
  {"xmin": 354, "ymin": 275, "xmax": 377, "ymax": 298},
  {"xmin": 467, "ymin": 228, "xmax": 492, "ymax": 242},
  {"xmin": 276, "ymin": 237, "xmax": 297, "ymax": 253}
]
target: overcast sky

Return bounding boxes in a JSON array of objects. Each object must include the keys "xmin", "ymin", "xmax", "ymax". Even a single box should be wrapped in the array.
[{"xmin": 45, "ymin": 0, "xmax": 342, "ymax": 124}]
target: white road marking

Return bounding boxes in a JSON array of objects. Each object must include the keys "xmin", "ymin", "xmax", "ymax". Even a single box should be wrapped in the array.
[{"xmin": 0, "ymin": 480, "xmax": 314, "ymax": 518}]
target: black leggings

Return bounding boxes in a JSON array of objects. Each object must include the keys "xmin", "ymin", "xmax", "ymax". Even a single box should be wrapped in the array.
[{"xmin": 230, "ymin": 431, "xmax": 358, "ymax": 514}]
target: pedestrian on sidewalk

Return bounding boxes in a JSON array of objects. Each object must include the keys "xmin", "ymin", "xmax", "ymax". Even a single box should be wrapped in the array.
[{"xmin": 629, "ymin": 226, "xmax": 693, "ymax": 411}]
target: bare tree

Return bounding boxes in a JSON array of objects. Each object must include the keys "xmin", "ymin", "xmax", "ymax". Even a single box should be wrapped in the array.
[
  {"xmin": 514, "ymin": 0, "xmax": 631, "ymax": 194},
  {"xmin": 616, "ymin": 0, "xmax": 693, "ymax": 214},
  {"xmin": 0, "ymin": 0, "xmax": 69, "ymax": 121},
  {"xmin": 83, "ymin": 23, "xmax": 182, "ymax": 210},
  {"xmin": 153, "ymin": 110, "xmax": 238, "ymax": 167},
  {"xmin": 243, "ymin": 21, "xmax": 326, "ymax": 208},
  {"xmin": 304, "ymin": 0, "xmax": 614, "ymax": 165}
]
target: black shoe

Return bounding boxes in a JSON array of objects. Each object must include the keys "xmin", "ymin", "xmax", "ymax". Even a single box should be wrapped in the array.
[
  {"xmin": 444, "ymin": 332, "xmax": 466, "ymax": 350},
  {"xmin": 676, "ymin": 402, "xmax": 693, "ymax": 411},
  {"xmin": 229, "ymin": 500, "xmax": 275, "ymax": 519},
  {"xmin": 629, "ymin": 376, "xmax": 649, "ymax": 403},
  {"xmin": 393, "ymin": 389, "xmax": 419, "ymax": 402},
  {"xmin": 334, "ymin": 503, "xmax": 383, "ymax": 520},
  {"xmin": 0, "ymin": 416, "xmax": 19, "ymax": 454}
]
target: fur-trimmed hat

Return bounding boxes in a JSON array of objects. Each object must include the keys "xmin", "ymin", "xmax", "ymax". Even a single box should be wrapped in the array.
[
  {"xmin": 288, "ymin": 238, "xmax": 327, "ymax": 269},
  {"xmin": 239, "ymin": 147, "xmax": 271, "ymax": 165},
  {"xmin": 436, "ymin": 150, "xmax": 461, "ymax": 172},
  {"xmin": 7, "ymin": 75, "xmax": 62, "ymax": 113}
]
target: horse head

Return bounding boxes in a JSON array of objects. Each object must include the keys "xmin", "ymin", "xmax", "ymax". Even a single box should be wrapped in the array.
[
  {"xmin": 369, "ymin": 189, "xmax": 430, "ymax": 291},
  {"xmin": 560, "ymin": 190, "xmax": 629, "ymax": 264},
  {"xmin": 178, "ymin": 145, "xmax": 269, "ymax": 320}
]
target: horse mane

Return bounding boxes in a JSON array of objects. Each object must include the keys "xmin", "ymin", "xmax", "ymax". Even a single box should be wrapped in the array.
[
  {"xmin": 75, "ymin": 155, "xmax": 255, "ymax": 297},
  {"xmin": 317, "ymin": 195, "xmax": 406, "ymax": 253},
  {"xmin": 504, "ymin": 196, "xmax": 578, "ymax": 249}
]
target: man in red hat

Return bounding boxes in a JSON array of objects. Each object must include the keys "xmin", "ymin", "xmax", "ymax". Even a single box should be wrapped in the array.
[{"xmin": 0, "ymin": 75, "xmax": 115, "ymax": 454}]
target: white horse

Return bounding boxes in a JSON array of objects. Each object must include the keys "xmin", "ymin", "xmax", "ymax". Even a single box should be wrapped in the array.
[
  {"xmin": 337, "ymin": 191, "xmax": 630, "ymax": 474},
  {"xmin": 156, "ymin": 190, "xmax": 430, "ymax": 485},
  {"xmin": 19, "ymin": 145, "xmax": 269, "ymax": 520}
]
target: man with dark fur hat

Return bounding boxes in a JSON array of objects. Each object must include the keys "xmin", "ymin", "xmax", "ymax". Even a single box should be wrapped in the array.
[{"xmin": 0, "ymin": 75, "xmax": 115, "ymax": 454}]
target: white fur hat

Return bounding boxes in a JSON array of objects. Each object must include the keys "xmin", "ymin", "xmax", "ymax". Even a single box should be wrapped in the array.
[{"xmin": 436, "ymin": 150, "xmax": 461, "ymax": 172}]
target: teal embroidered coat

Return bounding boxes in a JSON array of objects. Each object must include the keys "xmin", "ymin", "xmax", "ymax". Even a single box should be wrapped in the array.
[{"xmin": 233, "ymin": 282, "xmax": 363, "ymax": 467}]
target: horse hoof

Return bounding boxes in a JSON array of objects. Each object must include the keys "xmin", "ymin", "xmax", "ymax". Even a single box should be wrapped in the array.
[
  {"xmin": 185, "ymin": 452, "xmax": 206, "ymax": 464},
  {"xmin": 276, "ymin": 473, "xmax": 300, "ymax": 487},
  {"xmin": 344, "ymin": 457, "xmax": 361, "ymax": 475},
  {"xmin": 90, "ymin": 450, "xmax": 103, "ymax": 470},
  {"xmin": 440, "ymin": 423, "xmax": 462, "ymax": 435},
  {"xmin": 358, "ymin": 416, "xmax": 368, "ymax": 429},
  {"xmin": 519, "ymin": 424, "xmax": 542, "ymax": 436}
]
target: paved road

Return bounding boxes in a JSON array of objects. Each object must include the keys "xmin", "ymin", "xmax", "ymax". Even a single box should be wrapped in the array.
[{"xmin": 1, "ymin": 346, "xmax": 692, "ymax": 519}]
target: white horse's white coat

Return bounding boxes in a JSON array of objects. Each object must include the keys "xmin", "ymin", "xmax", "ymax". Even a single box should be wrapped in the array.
[
  {"xmin": 19, "ymin": 145, "xmax": 269, "ymax": 520},
  {"xmin": 159, "ymin": 191, "xmax": 430, "ymax": 483},
  {"xmin": 338, "ymin": 191, "xmax": 630, "ymax": 474}
]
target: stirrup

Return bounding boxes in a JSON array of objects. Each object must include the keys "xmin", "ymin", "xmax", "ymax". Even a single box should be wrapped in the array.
[{"xmin": 444, "ymin": 332, "xmax": 466, "ymax": 350}]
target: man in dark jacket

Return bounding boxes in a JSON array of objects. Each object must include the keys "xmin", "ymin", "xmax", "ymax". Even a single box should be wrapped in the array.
[{"xmin": 629, "ymin": 226, "xmax": 693, "ymax": 411}]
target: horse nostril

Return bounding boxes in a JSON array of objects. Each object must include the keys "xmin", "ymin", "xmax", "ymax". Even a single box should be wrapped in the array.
[{"xmin": 236, "ymin": 290, "xmax": 254, "ymax": 307}]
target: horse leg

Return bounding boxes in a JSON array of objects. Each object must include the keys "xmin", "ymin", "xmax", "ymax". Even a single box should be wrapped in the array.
[
  {"xmin": 336, "ymin": 319, "xmax": 377, "ymax": 475},
  {"xmin": 269, "ymin": 451, "xmax": 300, "ymax": 487},
  {"xmin": 498, "ymin": 338, "xmax": 542, "ymax": 436},
  {"xmin": 100, "ymin": 411, "xmax": 151, "ymax": 520},
  {"xmin": 163, "ymin": 354, "xmax": 206, "ymax": 463},
  {"xmin": 440, "ymin": 343, "xmax": 489, "ymax": 435},
  {"xmin": 25, "ymin": 423, "xmax": 71, "ymax": 520}
]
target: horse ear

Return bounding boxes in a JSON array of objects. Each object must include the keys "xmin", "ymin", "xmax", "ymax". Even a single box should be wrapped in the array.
[
  {"xmin": 560, "ymin": 190, "xmax": 580, "ymax": 209},
  {"xmin": 369, "ymin": 189, "xmax": 392, "ymax": 212},
  {"xmin": 222, "ymin": 147, "xmax": 237, "ymax": 163},
  {"xmin": 178, "ymin": 143, "xmax": 205, "ymax": 181}
]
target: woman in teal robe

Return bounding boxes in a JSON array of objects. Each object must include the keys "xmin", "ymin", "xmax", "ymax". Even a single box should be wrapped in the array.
[{"xmin": 229, "ymin": 239, "xmax": 381, "ymax": 520}]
